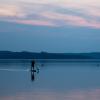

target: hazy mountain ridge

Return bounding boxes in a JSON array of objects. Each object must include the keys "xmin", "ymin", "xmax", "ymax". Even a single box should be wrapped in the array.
[{"xmin": 0, "ymin": 51, "xmax": 100, "ymax": 59}]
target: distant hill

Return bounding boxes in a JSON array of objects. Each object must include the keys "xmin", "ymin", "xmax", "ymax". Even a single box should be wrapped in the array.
[{"xmin": 0, "ymin": 51, "xmax": 100, "ymax": 59}]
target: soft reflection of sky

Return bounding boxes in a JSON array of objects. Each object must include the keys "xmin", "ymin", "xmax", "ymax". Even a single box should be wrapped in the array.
[
  {"xmin": 0, "ymin": 60, "xmax": 100, "ymax": 100},
  {"xmin": 1, "ymin": 89, "xmax": 100, "ymax": 100}
]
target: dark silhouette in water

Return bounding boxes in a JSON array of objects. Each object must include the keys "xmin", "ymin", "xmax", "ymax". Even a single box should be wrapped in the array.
[
  {"xmin": 31, "ymin": 60, "xmax": 36, "ymax": 81},
  {"xmin": 31, "ymin": 60, "xmax": 40, "ymax": 81},
  {"xmin": 31, "ymin": 60, "xmax": 35, "ymax": 71}
]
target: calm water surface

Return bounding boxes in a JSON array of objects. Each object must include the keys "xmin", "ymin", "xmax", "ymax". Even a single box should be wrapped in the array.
[{"xmin": 0, "ymin": 60, "xmax": 100, "ymax": 100}]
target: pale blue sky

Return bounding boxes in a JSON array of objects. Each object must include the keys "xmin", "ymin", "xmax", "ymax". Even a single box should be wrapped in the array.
[{"xmin": 0, "ymin": 0, "xmax": 100, "ymax": 53}]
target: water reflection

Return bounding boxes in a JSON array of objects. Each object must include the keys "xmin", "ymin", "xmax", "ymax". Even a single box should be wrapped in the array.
[
  {"xmin": 31, "ymin": 70, "xmax": 35, "ymax": 81},
  {"xmin": 1, "ymin": 89, "xmax": 100, "ymax": 100},
  {"xmin": 0, "ymin": 60, "xmax": 100, "ymax": 100}
]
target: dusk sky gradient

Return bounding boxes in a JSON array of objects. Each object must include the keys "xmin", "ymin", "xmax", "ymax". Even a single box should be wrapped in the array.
[{"xmin": 0, "ymin": 0, "xmax": 100, "ymax": 53}]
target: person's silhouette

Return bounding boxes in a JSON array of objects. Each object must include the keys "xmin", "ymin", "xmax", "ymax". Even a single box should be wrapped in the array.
[
  {"xmin": 31, "ymin": 60, "xmax": 36, "ymax": 81},
  {"xmin": 31, "ymin": 60, "xmax": 40, "ymax": 81},
  {"xmin": 31, "ymin": 60, "xmax": 35, "ymax": 71}
]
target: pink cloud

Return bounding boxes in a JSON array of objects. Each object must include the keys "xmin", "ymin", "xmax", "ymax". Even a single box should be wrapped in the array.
[
  {"xmin": 40, "ymin": 12, "xmax": 100, "ymax": 29},
  {"xmin": 0, "ymin": 4, "xmax": 24, "ymax": 18},
  {"xmin": 0, "ymin": 1, "xmax": 100, "ymax": 29},
  {"xmin": 87, "ymin": 8, "xmax": 100, "ymax": 17},
  {"xmin": 12, "ymin": 19, "xmax": 56, "ymax": 27}
]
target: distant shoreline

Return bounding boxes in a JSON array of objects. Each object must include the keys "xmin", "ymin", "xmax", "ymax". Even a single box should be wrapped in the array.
[
  {"xmin": 0, "ymin": 59, "xmax": 100, "ymax": 62},
  {"xmin": 0, "ymin": 51, "xmax": 100, "ymax": 59}
]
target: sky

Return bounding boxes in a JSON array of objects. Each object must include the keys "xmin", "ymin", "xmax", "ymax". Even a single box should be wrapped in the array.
[{"xmin": 0, "ymin": 0, "xmax": 100, "ymax": 53}]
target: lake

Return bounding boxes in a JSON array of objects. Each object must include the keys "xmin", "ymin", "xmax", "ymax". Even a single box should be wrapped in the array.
[{"xmin": 0, "ymin": 59, "xmax": 100, "ymax": 100}]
